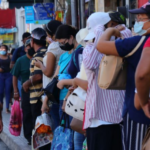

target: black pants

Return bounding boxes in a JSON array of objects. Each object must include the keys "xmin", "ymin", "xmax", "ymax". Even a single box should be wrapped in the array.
[
  {"xmin": 86, "ymin": 124, "xmax": 122, "ymax": 150},
  {"xmin": 31, "ymin": 99, "xmax": 51, "ymax": 150},
  {"xmin": 21, "ymin": 88, "xmax": 32, "ymax": 142}
]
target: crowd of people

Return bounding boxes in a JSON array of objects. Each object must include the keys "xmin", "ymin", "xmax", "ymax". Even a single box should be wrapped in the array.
[{"xmin": 0, "ymin": 2, "xmax": 150, "ymax": 150}]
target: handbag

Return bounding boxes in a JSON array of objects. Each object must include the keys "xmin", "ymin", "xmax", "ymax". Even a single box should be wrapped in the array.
[
  {"xmin": 98, "ymin": 36, "xmax": 146, "ymax": 90},
  {"xmin": 142, "ymin": 127, "xmax": 150, "ymax": 150},
  {"xmin": 43, "ymin": 63, "xmax": 69, "ymax": 104},
  {"xmin": 65, "ymin": 91, "xmax": 85, "ymax": 121},
  {"xmin": 70, "ymin": 118, "xmax": 85, "ymax": 134},
  {"xmin": 51, "ymin": 113, "xmax": 74, "ymax": 150}
]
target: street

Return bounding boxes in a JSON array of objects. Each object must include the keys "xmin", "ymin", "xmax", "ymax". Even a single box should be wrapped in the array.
[{"xmin": 0, "ymin": 139, "xmax": 10, "ymax": 150}]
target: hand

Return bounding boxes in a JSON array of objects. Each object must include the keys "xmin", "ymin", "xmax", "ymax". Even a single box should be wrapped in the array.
[
  {"xmin": 106, "ymin": 28, "xmax": 121, "ymax": 38},
  {"xmin": 69, "ymin": 86, "xmax": 75, "ymax": 93},
  {"xmin": 0, "ymin": 118, "xmax": 3, "ymax": 133},
  {"xmin": 57, "ymin": 80, "xmax": 65, "ymax": 89},
  {"xmin": 34, "ymin": 59, "xmax": 42, "ymax": 68},
  {"xmin": 142, "ymin": 101, "xmax": 150, "ymax": 118},
  {"xmin": 116, "ymin": 25, "xmax": 125, "ymax": 31},
  {"xmin": 14, "ymin": 92, "xmax": 20, "ymax": 101},
  {"xmin": 41, "ymin": 102, "xmax": 50, "ymax": 114},
  {"xmin": 22, "ymin": 81, "xmax": 30, "ymax": 92}
]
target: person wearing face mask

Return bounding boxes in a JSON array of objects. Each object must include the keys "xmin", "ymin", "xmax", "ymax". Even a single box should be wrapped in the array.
[
  {"xmin": 11, "ymin": 39, "xmax": 33, "ymax": 145},
  {"xmin": 54, "ymin": 25, "xmax": 80, "ymax": 118},
  {"xmin": 97, "ymin": 2, "xmax": 150, "ymax": 150},
  {"xmin": 0, "ymin": 45, "xmax": 12, "ymax": 113},
  {"xmin": 34, "ymin": 20, "xmax": 64, "ymax": 129},
  {"xmin": 22, "ymin": 28, "xmax": 50, "ymax": 150}
]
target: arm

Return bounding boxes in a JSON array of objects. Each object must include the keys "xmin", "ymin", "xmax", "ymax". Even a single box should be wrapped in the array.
[
  {"xmin": 53, "ymin": 65, "xmax": 60, "ymax": 77},
  {"xmin": 35, "ymin": 52, "xmax": 56, "ymax": 77},
  {"xmin": 0, "ymin": 103, "xmax": 3, "ymax": 133},
  {"xmin": 57, "ymin": 78, "xmax": 88, "ymax": 91},
  {"xmin": 134, "ymin": 93, "xmax": 142, "ymax": 110},
  {"xmin": 0, "ymin": 68, "xmax": 3, "ymax": 73},
  {"xmin": 96, "ymin": 28, "xmax": 120, "ymax": 56},
  {"xmin": 135, "ymin": 47, "xmax": 150, "ymax": 106},
  {"xmin": 10, "ymin": 48, "xmax": 18, "ymax": 69},
  {"xmin": 83, "ymin": 25, "xmax": 105, "ymax": 70},
  {"xmin": 13, "ymin": 76, "xmax": 19, "ymax": 100}
]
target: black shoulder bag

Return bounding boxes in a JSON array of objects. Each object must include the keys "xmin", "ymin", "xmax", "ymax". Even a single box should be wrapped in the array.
[{"xmin": 43, "ymin": 63, "xmax": 69, "ymax": 104}]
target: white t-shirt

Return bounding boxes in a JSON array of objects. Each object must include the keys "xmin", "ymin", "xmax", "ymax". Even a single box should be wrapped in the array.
[{"xmin": 43, "ymin": 42, "xmax": 64, "ymax": 88}]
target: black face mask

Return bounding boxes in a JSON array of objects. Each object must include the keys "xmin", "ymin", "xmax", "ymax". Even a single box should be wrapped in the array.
[
  {"xmin": 60, "ymin": 42, "xmax": 74, "ymax": 51},
  {"xmin": 28, "ymin": 47, "xmax": 35, "ymax": 57}
]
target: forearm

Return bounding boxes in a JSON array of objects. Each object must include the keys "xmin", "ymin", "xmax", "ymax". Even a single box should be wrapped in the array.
[
  {"xmin": 40, "ymin": 63, "xmax": 53, "ymax": 78},
  {"xmin": 0, "ymin": 103, "xmax": 2, "ymax": 119},
  {"xmin": 10, "ymin": 62, "xmax": 15, "ymax": 69},
  {"xmin": 13, "ymin": 76, "xmax": 18, "ymax": 92},
  {"xmin": 31, "ymin": 74, "xmax": 42, "ymax": 85},
  {"xmin": 74, "ymin": 78, "xmax": 88, "ymax": 91}
]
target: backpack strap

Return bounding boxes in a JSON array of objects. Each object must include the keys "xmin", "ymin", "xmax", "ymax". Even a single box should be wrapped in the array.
[{"xmin": 125, "ymin": 36, "xmax": 146, "ymax": 58}]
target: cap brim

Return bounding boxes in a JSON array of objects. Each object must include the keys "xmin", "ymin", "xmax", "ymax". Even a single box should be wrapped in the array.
[
  {"xmin": 84, "ymin": 32, "xmax": 95, "ymax": 41},
  {"xmin": 129, "ymin": 8, "xmax": 146, "ymax": 14}
]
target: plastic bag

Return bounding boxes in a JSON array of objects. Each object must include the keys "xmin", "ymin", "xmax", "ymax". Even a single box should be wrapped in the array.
[
  {"xmin": 82, "ymin": 139, "xmax": 88, "ymax": 150},
  {"xmin": 9, "ymin": 100, "xmax": 23, "ymax": 136},
  {"xmin": 33, "ymin": 113, "xmax": 54, "ymax": 149}
]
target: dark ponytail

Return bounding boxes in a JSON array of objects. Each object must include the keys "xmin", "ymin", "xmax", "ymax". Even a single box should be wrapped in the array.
[{"xmin": 55, "ymin": 25, "xmax": 78, "ymax": 39}]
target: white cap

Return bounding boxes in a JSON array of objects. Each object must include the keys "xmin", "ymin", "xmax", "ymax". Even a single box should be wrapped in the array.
[
  {"xmin": 76, "ymin": 28, "xmax": 88, "ymax": 47},
  {"xmin": 84, "ymin": 12, "xmax": 111, "ymax": 41}
]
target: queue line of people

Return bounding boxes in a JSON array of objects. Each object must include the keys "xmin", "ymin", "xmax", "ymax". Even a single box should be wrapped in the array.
[{"xmin": 0, "ymin": 2, "xmax": 150, "ymax": 150}]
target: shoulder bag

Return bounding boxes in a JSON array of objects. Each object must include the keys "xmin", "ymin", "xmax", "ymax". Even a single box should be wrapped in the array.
[{"xmin": 98, "ymin": 36, "xmax": 146, "ymax": 90}]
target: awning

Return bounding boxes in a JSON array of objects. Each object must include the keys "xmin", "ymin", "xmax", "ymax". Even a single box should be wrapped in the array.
[
  {"xmin": 0, "ymin": 27, "xmax": 17, "ymax": 34},
  {"xmin": 0, "ymin": 8, "xmax": 16, "ymax": 28}
]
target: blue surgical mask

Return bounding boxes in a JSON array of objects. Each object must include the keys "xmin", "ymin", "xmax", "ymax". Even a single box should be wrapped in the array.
[
  {"xmin": 0, "ymin": 51, "xmax": 6, "ymax": 55},
  {"xmin": 134, "ymin": 20, "xmax": 149, "ymax": 36}
]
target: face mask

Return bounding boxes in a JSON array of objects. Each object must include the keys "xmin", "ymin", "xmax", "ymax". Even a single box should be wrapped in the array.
[
  {"xmin": 134, "ymin": 20, "xmax": 150, "ymax": 36},
  {"xmin": 28, "ymin": 48, "xmax": 35, "ymax": 57},
  {"xmin": 60, "ymin": 42, "xmax": 74, "ymax": 51},
  {"xmin": 0, "ymin": 50, "xmax": 6, "ymax": 55}
]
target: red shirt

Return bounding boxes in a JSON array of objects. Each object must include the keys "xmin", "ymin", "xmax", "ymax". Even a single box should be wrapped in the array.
[{"xmin": 144, "ymin": 37, "xmax": 150, "ymax": 48}]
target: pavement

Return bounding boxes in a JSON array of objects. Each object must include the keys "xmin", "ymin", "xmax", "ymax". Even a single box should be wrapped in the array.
[{"xmin": 0, "ymin": 100, "xmax": 31, "ymax": 150}]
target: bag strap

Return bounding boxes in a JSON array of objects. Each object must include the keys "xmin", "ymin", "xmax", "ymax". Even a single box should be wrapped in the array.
[
  {"xmin": 60, "ymin": 62, "xmax": 69, "ymax": 74},
  {"xmin": 125, "ymin": 36, "xmax": 146, "ymax": 58}
]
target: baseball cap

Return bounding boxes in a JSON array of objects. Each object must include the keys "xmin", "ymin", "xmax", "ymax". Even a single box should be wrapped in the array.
[
  {"xmin": 25, "ymin": 38, "xmax": 31, "ymax": 47},
  {"xmin": 129, "ymin": 2, "xmax": 150, "ymax": 14},
  {"xmin": 84, "ymin": 12, "xmax": 111, "ymax": 41},
  {"xmin": 31, "ymin": 28, "xmax": 47, "ymax": 41},
  {"xmin": 76, "ymin": 28, "xmax": 88, "ymax": 46},
  {"xmin": 109, "ymin": 11, "xmax": 126, "ymax": 24}
]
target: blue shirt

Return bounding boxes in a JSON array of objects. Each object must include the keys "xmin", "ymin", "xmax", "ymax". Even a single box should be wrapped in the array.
[
  {"xmin": 11, "ymin": 45, "xmax": 25, "ymax": 62},
  {"xmin": 115, "ymin": 34, "xmax": 150, "ymax": 124},
  {"xmin": 58, "ymin": 52, "xmax": 72, "ymax": 100}
]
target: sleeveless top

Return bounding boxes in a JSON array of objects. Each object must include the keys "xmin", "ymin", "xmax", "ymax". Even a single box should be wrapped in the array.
[{"xmin": 0, "ymin": 56, "xmax": 11, "ymax": 72}]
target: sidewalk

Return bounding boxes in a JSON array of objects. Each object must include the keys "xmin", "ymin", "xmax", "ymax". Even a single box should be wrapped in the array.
[{"xmin": 0, "ymin": 101, "xmax": 31, "ymax": 150}]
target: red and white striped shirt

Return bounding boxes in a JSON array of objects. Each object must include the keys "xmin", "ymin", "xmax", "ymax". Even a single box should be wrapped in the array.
[{"xmin": 83, "ymin": 25, "xmax": 132, "ymax": 129}]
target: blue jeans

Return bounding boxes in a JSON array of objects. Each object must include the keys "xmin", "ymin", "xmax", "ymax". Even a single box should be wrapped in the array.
[
  {"xmin": 0, "ymin": 72, "xmax": 12, "ymax": 109},
  {"xmin": 74, "ymin": 132, "xmax": 85, "ymax": 150},
  {"xmin": 17, "ymin": 79, "xmax": 22, "ymax": 97},
  {"xmin": 49, "ymin": 103, "xmax": 60, "ymax": 130}
]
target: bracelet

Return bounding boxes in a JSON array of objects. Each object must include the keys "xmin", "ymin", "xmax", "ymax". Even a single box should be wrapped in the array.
[
  {"xmin": 64, "ymin": 98, "xmax": 67, "ymax": 101},
  {"xmin": 14, "ymin": 92, "xmax": 18, "ymax": 95}
]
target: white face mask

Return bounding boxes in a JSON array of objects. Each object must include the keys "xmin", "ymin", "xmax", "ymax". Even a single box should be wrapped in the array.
[{"xmin": 134, "ymin": 20, "xmax": 150, "ymax": 36}]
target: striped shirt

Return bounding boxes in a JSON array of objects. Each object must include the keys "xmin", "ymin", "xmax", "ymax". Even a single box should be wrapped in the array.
[
  {"xmin": 30, "ymin": 47, "xmax": 47, "ymax": 104},
  {"xmin": 83, "ymin": 25, "xmax": 132, "ymax": 129}
]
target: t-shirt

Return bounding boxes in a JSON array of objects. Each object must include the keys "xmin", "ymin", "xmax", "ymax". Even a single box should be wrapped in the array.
[
  {"xmin": 30, "ymin": 47, "xmax": 47, "ymax": 104},
  {"xmin": 115, "ymin": 34, "xmax": 150, "ymax": 124},
  {"xmin": 144, "ymin": 37, "xmax": 150, "ymax": 48},
  {"xmin": 67, "ymin": 45, "xmax": 83, "ymax": 78},
  {"xmin": 43, "ymin": 42, "xmax": 64, "ymax": 88},
  {"xmin": 11, "ymin": 55, "xmax": 30, "ymax": 84},
  {"xmin": 11, "ymin": 45, "xmax": 25, "ymax": 62},
  {"xmin": 58, "ymin": 52, "xmax": 72, "ymax": 100}
]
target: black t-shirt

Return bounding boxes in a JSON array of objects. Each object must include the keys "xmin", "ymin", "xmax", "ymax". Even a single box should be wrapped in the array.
[{"xmin": 0, "ymin": 56, "xmax": 11, "ymax": 72}]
